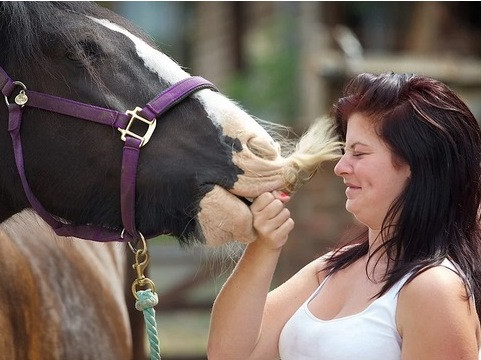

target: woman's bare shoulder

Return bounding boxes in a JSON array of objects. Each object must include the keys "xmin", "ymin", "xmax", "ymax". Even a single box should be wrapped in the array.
[
  {"xmin": 397, "ymin": 266, "xmax": 480, "ymax": 357},
  {"xmin": 400, "ymin": 265, "xmax": 469, "ymax": 302},
  {"xmin": 397, "ymin": 266, "xmax": 478, "ymax": 338}
]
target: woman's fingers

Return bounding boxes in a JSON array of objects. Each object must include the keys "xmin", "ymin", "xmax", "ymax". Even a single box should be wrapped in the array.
[
  {"xmin": 250, "ymin": 192, "xmax": 276, "ymax": 213},
  {"xmin": 271, "ymin": 217, "xmax": 295, "ymax": 242},
  {"xmin": 254, "ymin": 207, "xmax": 291, "ymax": 233},
  {"xmin": 250, "ymin": 191, "xmax": 290, "ymax": 213},
  {"xmin": 250, "ymin": 191, "xmax": 294, "ymax": 250},
  {"xmin": 272, "ymin": 190, "xmax": 291, "ymax": 204},
  {"xmin": 253, "ymin": 198, "xmax": 284, "ymax": 220}
]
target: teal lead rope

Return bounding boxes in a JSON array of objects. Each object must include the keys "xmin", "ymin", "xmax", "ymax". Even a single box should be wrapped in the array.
[
  {"xmin": 130, "ymin": 234, "xmax": 161, "ymax": 360},
  {"xmin": 136, "ymin": 289, "xmax": 161, "ymax": 360}
]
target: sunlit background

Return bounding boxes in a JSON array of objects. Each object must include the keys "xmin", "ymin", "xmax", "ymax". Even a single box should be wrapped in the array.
[{"xmin": 98, "ymin": 2, "xmax": 481, "ymax": 359}]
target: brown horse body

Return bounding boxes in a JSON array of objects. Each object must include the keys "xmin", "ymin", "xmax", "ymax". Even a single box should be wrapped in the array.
[{"xmin": 0, "ymin": 211, "xmax": 132, "ymax": 360}]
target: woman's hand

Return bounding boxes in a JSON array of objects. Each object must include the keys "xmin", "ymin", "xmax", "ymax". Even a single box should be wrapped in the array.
[
  {"xmin": 250, "ymin": 191, "xmax": 294, "ymax": 250},
  {"xmin": 208, "ymin": 192, "xmax": 300, "ymax": 360}
]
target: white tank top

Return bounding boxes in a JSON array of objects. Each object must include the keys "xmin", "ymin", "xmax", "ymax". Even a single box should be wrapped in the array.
[{"xmin": 278, "ymin": 259, "xmax": 461, "ymax": 360}]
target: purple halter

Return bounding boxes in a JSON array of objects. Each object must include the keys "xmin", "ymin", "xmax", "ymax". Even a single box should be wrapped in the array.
[{"xmin": 0, "ymin": 65, "xmax": 217, "ymax": 242}]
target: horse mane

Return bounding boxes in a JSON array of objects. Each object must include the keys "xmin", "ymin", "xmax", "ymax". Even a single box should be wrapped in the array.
[{"xmin": 0, "ymin": 2, "xmax": 154, "ymax": 77}]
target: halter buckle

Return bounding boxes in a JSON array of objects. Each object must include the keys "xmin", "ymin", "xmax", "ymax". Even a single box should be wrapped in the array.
[{"xmin": 119, "ymin": 107, "xmax": 157, "ymax": 147}]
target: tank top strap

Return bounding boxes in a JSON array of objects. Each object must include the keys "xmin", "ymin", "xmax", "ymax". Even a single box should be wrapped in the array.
[
  {"xmin": 440, "ymin": 258, "xmax": 464, "ymax": 278},
  {"xmin": 306, "ymin": 274, "xmax": 332, "ymax": 304},
  {"xmin": 384, "ymin": 258, "xmax": 466, "ymax": 299},
  {"xmin": 440, "ymin": 258, "xmax": 475, "ymax": 304},
  {"xmin": 388, "ymin": 273, "xmax": 412, "ymax": 296},
  {"xmin": 368, "ymin": 272, "xmax": 412, "ymax": 315}
]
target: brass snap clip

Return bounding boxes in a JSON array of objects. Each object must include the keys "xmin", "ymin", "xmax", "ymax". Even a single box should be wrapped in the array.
[{"xmin": 129, "ymin": 232, "xmax": 157, "ymax": 299}]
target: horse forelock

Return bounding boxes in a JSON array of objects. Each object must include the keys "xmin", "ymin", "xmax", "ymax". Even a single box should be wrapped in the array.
[{"xmin": 0, "ymin": 2, "xmax": 153, "ymax": 80}]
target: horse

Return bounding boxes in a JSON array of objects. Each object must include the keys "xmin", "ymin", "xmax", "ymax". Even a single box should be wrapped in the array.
[
  {"xmin": 0, "ymin": 211, "xmax": 131, "ymax": 360},
  {"xmin": 0, "ymin": 2, "xmax": 341, "ymax": 359}
]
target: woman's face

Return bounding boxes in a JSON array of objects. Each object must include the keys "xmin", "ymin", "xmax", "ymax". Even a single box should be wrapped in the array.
[{"xmin": 334, "ymin": 113, "xmax": 411, "ymax": 229}]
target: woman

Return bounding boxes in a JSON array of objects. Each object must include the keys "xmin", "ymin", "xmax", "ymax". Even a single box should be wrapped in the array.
[{"xmin": 207, "ymin": 73, "xmax": 481, "ymax": 359}]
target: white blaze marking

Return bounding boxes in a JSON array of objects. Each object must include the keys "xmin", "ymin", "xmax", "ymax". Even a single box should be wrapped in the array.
[
  {"xmin": 89, "ymin": 16, "xmax": 189, "ymax": 83},
  {"xmin": 88, "ymin": 16, "xmax": 277, "ymax": 146}
]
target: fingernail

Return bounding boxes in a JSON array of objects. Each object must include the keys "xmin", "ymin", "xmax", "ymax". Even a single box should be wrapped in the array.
[{"xmin": 280, "ymin": 192, "xmax": 288, "ymax": 198}]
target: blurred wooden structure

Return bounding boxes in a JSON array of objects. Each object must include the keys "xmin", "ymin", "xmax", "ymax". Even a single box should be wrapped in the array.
[{"xmin": 189, "ymin": 2, "xmax": 481, "ymax": 283}]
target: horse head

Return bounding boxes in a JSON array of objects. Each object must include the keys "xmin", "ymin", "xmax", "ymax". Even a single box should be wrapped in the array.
[{"xmin": 0, "ymin": 2, "xmax": 341, "ymax": 246}]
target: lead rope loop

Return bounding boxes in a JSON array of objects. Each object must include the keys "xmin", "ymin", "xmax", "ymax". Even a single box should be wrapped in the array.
[
  {"xmin": 136, "ymin": 290, "xmax": 161, "ymax": 360},
  {"xmin": 131, "ymin": 234, "xmax": 161, "ymax": 360}
]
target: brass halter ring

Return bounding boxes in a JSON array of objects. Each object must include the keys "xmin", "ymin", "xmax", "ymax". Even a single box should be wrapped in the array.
[
  {"xmin": 121, "ymin": 229, "xmax": 147, "ymax": 255},
  {"xmin": 4, "ymin": 81, "xmax": 28, "ymax": 107}
]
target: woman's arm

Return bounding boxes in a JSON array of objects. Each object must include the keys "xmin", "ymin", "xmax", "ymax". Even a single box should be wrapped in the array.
[
  {"xmin": 398, "ymin": 266, "xmax": 481, "ymax": 360},
  {"xmin": 207, "ymin": 192, "xmax": 324, "ymax": 360}
]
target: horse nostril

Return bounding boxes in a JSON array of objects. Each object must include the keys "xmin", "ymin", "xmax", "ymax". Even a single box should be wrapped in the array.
[{"xmin": 246, "ymin": 137, "xmax": 279, "ymax": 160}]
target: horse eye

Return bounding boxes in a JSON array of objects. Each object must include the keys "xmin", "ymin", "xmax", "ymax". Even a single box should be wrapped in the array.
[{"xmin": 66, "ymin": 40, "xmax": 103, "ymax": 63}]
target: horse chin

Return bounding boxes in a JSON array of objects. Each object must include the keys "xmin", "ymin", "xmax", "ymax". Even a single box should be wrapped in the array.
[{"xmin": 196, "ymin": 185, "xmax": 256, "ymax": 247}]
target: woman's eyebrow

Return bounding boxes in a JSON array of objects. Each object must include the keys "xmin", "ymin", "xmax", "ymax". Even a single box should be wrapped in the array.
[{"xmin": 346, "ymin": 141, "xmax": 370, "ymax": 149}]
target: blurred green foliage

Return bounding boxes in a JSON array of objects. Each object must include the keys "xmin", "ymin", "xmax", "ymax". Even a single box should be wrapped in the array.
[{"xmin": 225, "ymin": 15, "xmax": 299, "ymax": 126}]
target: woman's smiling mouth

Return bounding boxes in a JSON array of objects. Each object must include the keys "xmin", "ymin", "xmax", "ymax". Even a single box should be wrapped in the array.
[{"xmin": 345, "ymin": 183, "xmax": 361, "ymax": 197}]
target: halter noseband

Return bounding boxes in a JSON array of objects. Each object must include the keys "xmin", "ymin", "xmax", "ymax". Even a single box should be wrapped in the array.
[{"xmin": 0, "ymin": 65, "xmax": 217, "ymax": 242}]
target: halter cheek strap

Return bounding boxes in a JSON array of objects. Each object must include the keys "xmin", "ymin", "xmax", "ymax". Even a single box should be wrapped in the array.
[{"xmin": 0, "ymin": 65, "xmax": 217, "ymax": 242}]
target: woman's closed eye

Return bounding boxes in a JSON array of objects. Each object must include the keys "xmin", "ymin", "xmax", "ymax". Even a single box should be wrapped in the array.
[{"xmin": 352, "ymin": 152, "xmax": 366, "ymax": 157}]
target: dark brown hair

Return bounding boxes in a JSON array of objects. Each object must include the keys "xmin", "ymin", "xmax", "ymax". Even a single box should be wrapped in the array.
[{"xmin": 325, "ymin": 72, "xmax": 481, "ymax": 316}]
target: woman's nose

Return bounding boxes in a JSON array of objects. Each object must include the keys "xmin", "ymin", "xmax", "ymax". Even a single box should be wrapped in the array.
[{"xmin": 334, "ymin": 154, "xmax": 351, "ymax": 176}]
